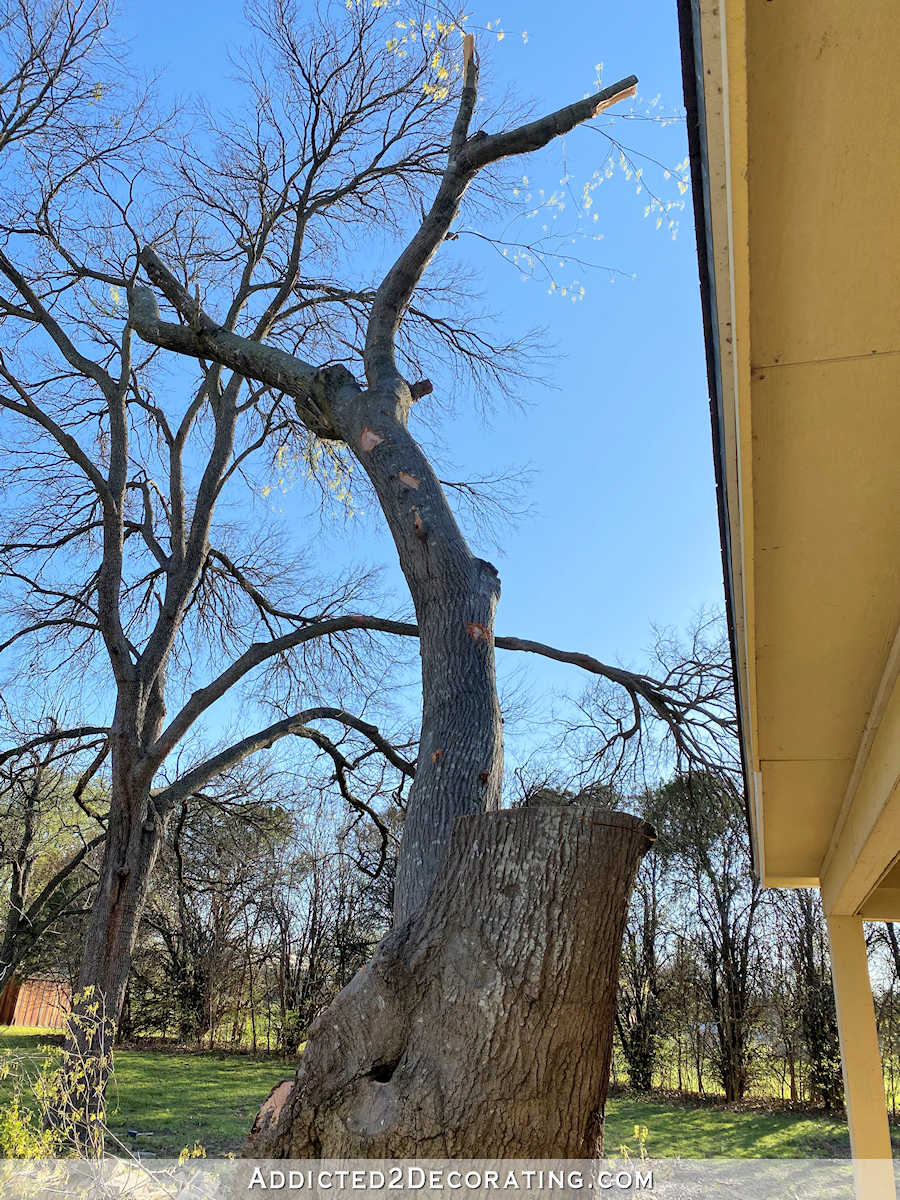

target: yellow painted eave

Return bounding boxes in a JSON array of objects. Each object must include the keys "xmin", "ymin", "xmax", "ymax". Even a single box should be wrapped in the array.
[{"xmin": 695, "ymin": 0, "xmax": 900, "ymax": 900}]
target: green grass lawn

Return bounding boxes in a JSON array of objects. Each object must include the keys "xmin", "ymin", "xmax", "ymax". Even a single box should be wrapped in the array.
[
  {"xmin": 0, "ymin": 1028, "xmax": 295, "ymax": 1157},
  {"xmin": 603, "ymin": 1091, "xmax": 854, "ymax": 1159},
  {"xmin": 107, "ymin": 1045, "xmax": 297, "ymax": 1156},
  {"xmin": 0, "ymin": 1028, "xmax": 868, "ymax": 1159}
]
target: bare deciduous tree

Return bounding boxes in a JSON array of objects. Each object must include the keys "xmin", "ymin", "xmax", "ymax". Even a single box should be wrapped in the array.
[{"xmin": 655, "ymin": 772, "xmax": 764, "ymax": 1103}]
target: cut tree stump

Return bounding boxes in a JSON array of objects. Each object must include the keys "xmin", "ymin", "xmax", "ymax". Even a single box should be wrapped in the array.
[{"xmin": 246, "ymin": 806, "xmax": 654, "ymax": 1158}]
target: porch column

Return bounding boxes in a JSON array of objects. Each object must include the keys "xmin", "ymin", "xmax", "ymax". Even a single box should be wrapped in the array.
[{"xmin": 827, "ymin": 914, "xmax": 895, "ymax": 1197}]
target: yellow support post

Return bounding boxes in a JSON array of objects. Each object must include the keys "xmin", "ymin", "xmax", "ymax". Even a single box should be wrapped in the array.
[{"xmin": 827, "ymin": 914, "xmax": 895, "ymax": 1198}]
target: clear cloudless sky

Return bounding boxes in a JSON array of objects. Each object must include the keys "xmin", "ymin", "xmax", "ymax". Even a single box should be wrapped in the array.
[{"xmin": 114, "ymin": 0, "xmax": 725, "ymax": 758}]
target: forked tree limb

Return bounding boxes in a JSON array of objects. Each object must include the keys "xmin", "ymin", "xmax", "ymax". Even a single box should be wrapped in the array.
[
  {"xmin": 154, "ymin": 705, "xmax": 416, "ymax": 814},
  {"xmin": 365, "ymin": 61, "xmax": 636, "ymax": 387},
  {"xmin": 128, "ymin": 264, "xmax": 327, "ymax": 424},
  {"xmin": 129, "ymin": 61, "xmax": 638, "ymax": 407}
]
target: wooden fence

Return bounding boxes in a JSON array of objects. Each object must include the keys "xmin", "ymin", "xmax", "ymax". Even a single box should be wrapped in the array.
[{"xmin": 0, "ymin": 977, "xmax": 70, "ymax": 1029}]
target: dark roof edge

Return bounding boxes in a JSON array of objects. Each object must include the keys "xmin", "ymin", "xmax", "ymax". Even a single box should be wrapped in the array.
[{"xmin": 675, "ymin": 0, "xmax": 757, "ymax": 870}]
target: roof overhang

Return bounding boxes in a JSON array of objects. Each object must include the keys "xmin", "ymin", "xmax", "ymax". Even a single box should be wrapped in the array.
[{"xmin": 679, "ymin": 0, "xmax": 900, "ymax": 915}]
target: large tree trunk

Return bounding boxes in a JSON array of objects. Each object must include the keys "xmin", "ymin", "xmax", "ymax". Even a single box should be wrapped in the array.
[
  {"xmin": 55, "ymin": 759, "xmax": 164, "ymax": 1146},
  {"xmin": 323, "ymin": 377, "xmax": 505, "ymax": 924},
  {"xmin": 247, "ymin": 806, "xmax": 654, "ymax": 1157},
  {"xmin": 72, "ymin": 791, "xmax": 162, "ymax": 1032}
]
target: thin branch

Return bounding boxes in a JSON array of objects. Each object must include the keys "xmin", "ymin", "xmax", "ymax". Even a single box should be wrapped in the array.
[
  {"xmin": 153, "ymin": 704, "xmax": 413, "ymax": 813},
  {"xmin": 0, "ymin": 725, "xmax": 110, "ymax": 767}
]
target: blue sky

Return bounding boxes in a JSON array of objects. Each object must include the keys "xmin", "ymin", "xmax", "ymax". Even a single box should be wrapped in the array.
[{"xmin": 113, "ymin": 0, "xmax": 724, "ymax": 762}]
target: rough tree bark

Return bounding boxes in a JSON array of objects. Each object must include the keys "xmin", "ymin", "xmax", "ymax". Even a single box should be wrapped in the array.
[
  {"xmin": 53, "ymin": 724, "xmax": 170, "ymax": 1141},
  {"xmin": 247, "ymin": 806, "xmax": 654, "ymax": 1157}
]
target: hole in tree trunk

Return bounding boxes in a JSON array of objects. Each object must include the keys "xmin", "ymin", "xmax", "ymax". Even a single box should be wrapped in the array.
[
  {"xmin": 246, "ymin": 809, "xmax": 655, "ymax": 1157},
  {"xmin": 368, "ymin": 1059, "xmax": 399, "ymax": 1083}
]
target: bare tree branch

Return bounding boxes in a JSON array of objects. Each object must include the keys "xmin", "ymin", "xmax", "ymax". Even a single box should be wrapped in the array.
[
  {"xmin": 0, "ymin": 725, "xmax": 110, "ymax": 767},
  {"xmin": 153, "ymin": 704, "xmax": 414, "ymax": 814}
]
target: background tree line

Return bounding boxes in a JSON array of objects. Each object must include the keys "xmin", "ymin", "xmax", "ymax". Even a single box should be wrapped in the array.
[{"xmin": 4, "ymin": 718, "xmax": 900, "ymax": 1120}]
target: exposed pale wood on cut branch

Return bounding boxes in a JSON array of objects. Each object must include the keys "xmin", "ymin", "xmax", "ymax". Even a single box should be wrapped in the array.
[
  {"xmin": 593, "ymin": 80, "xmax": 638, "ymax": 115},
  {"xmin": 462, "ymin": 31, "xmax": 475, "ymax": 73}
]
